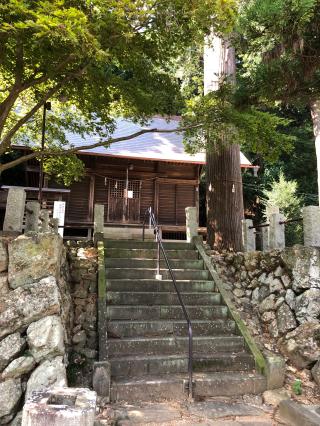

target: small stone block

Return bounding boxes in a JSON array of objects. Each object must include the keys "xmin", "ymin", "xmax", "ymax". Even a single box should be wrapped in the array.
[
  {"xmin": 303, "ymin": 206, "xmax": 320, "ymax": 247},
  {"xmin": 25, "ymin": 201, "xmax": 40, "ymax": 233},
  {"xmin": 22, "ymin": 387, "xmax": 96, "ymax": 426},
  {"xmin": 185, "ymin": 206, "xmax": 198, "ymax": 242},
  {"xmin": 94, "ymin": 205, "xmax": 104, "ymax": 236},
  {"xmin": 92, "ymin": 361, "xmax": 111, "ymax": 400},
  {"xmin": 279, "ymin": 400, "xmax": 320, "ymax": 426},
  {"xmin": 242, "ymin": 219, "xmax": 256, "ymax": 252},
  {"xmin": 269, "ymin": 212, "xmax": 285, "ymax": 250},
  {"xmin": 264, "ymin": 352, "xmax": 285, "ymax": 390},
  {"xmin": 3, "ymin": 188, "xmax": 26, "ymax": 232}
]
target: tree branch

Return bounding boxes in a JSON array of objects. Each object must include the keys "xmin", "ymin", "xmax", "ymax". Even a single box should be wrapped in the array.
[
  {"xmin": 0, "ymin": 54, "xmax": 77, "ymax": 139},
  {"xmin": 0, "ymin": 123, "xmax": 202, "ymax": 173},
  {"xmin": 0, "ymin": 65, "xmax": 88, "ymax": 155}
]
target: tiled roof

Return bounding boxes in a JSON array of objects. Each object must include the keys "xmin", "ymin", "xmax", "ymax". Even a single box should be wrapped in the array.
[{"xmin": 19, "ymin": 116, "xmax": 252, "ymax": 166}]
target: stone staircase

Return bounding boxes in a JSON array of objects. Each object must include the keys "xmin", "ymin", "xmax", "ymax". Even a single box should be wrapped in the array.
[{"xmin": 104, "ymin": 239, "xmax": 266, "ymax": 402}]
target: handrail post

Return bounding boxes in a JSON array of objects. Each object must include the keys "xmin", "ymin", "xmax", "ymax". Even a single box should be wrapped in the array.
[
  {"xmin": 188, "ymin": 321, "xmax": 193, "ymax": 400},
  {"xmin": 156, "ymin": 231, "xmax": 162, "ymax": 280}
]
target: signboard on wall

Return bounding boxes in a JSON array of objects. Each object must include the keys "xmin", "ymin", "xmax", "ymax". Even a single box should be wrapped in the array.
[{"xmin": 53, "ymin": 201, "xmax": 66, "ymax": 237}]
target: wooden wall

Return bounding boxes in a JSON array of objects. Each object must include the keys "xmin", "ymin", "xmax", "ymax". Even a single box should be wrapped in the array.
[{"xmin": 63, "ymin": 155, "xmax": 200, "ymax": 226}]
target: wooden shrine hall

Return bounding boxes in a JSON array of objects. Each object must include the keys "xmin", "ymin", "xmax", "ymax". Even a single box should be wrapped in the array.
[{"xmin": 1, "ymin": 117, "xmax": 252, "ymax": 239}]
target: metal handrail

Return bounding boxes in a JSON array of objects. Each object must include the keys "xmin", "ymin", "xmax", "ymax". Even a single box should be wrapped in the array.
[{"xmin": 142, "ymin": 207, "xmax": 193, "ymax": 399}]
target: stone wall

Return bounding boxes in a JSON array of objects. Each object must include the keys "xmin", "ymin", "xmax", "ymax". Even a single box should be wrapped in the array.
[
  {"xmin": 208, "ymin": 245, "xmax": 320, "ymax": 387},
  {"xmin": 67, "ymin": 242, "xmax": 98, "ymax": 388},
  {"xmin": 0, "ymin": 233, "xmax": 72, "ymax": 424}
]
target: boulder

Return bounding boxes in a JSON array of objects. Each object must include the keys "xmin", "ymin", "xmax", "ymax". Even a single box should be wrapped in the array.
[
  {"xmin": 26, "ymin": 356, "xmax": 67, "ymax": 401},
  {"xmin": 268, "ymin": 319, "xmax": 279, "ymax": 338},
  {"xmin": 0, "ymin": 276, "xmax": 60, "ymax": 339},
  {"xmin": 233, "ymin": 288, "xmax": 245, "ymax": 298},
  {"xmin": 275, "ymin": 297, "xmax": 285, "ymax": 309},
  {"xmin": 295, "ymin": 288, "xmax": 320, "ymax": 323},
  {"xmin": 8, "ymin": 233, "xmax": 63, "ymax": 289},
  {"xmin": 282, "ymin": 246, "xmax": 320, "ymax": 292},
  {"xmin": 274, "ymin": 266, "xmax": 284, "ymax": 277},
  {"xmin": 281, "ymin": 275, "xmax": 291, "ymax": 288},
  {"xmin": 269, "ymin": 278, "xmax": 284, "ymax": 294},
  {"xmin": 259, "ymin": 294, "xmax": 276, "ymax": 313},
  {"xmin": 263, "ymin": 388, "xmax": 291, "ymax": 407},
  {"xmin": 0, "ymin": 273, "xmax": 9, "ymax": 296},
  {"xmin": 0, "ymin": 239, "xmax": 8, "ymax": 272},
  {"xmin": 278, "ymin": 322, "xmax": 320, "ymax": 369},
  {"xmin": 0, "ymin": 332, "xmax": 25, "ymax": 371},
  {"xmin": 261, "ymin": 311, "xmax": 276, "ymax": 323},
  {"xmin": 27, "ymin": 315, "xmax": 65, "ymax": 362},
  {"xmin": 0, "ymin": 378, "xmax": 22, "ymax": 419},
  {"xmin": 72, "ymin": 330, "xmax": 87, "ymax": 345},
  {"xmin": 276, "ymin": 303, "xmax": 297, "ymax": 335},
  {"xmin": 285, "ymin": 289, "xmax": 296, "ymax": 311},
  {"xmin": 10, "ymin": 411, "xmax": 23, "ymax": 426},
  {"xmin": 311, "ymin": 360, "xmax": 320, "ymax": 387},
  {"xmin": 1, "ymin": 355, "xmax": 36, "ymax": 379}
]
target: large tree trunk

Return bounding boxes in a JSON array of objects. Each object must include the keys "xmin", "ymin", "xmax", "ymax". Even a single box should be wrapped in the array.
[
  {"xmin": 204, "ymin": 35, "xmax": 244, "ymax": 251},
  {"xmin": 310, "ymin": 100, "xmax": 320, "ymax": 205}
]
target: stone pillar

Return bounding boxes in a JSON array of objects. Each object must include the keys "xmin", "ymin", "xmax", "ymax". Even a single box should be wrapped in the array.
[
  {"xmin": 3, "ymin": 188, "xmax": 26, "ymax": 233},
  {"xmin": 39, "ymin": 209, "xmax": 50, "ymax": 232},
  {"xmin": 269, "ymin": 212, "xmax": 285, "ymax": 249},
  {"xmin": 93, "ymin": 361, "xmax": 111, "ymax": 401},
  {"xmin": 303, "ymin": 206, "xmax": 320, "ymax": 247},
  {"xmin": 261, "ymin": 226, "xmax": 270, "ymax": 251},
  {"xmin": 185, "ymin": 207, "xmax": 198, "ymax": 242},
  {"xmin": 22, "ymin": 387, "xmax": 96, "ymax": 426},
  {"xmin": 242, "ymin": 219, "xmax": 256, "ymax": 252},
  {"xmin": 25, "ymin": 201, "xmax": 40, "ymax": 233},
  {"xmin": 94, "ymin": 204, "xmax": 104, "ymax": 243}
]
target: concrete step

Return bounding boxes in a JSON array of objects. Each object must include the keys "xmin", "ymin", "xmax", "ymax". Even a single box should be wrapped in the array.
[
  {"xmin": 105, "ymin": 268, "xmax": 210, "ymax": 280},
  {"xmin": 106, "ymin": 291, "xmax": 221, "ymax": 306},
  {"xmin": 110, "ymin": 372, "xmax": 267, "ymax": 402},
  {"xmin": 193, "ymin": 371, "xmax": 267, "ymax": 398},
  {"xmin": 108, "ymin": 336, "xmax": 244, "ymax": 356},
  {"xmin": 105, "ymin": 240, "xmax": 195, "ymax": 250},
  {"xmin": 106, "ymin": 305, "xmax": 228, "ymax": 321},
  {"xmin": 106, "ymin": 279, "xmax": 215, "ymax": 293},
  {"xmin": 105, "ymin": 258, "xmax": 204, "ymax": 270},
  {"xmin": 105, "ymin": 248, "xmax": 199, "ymax": 259},
  {"xmin": 110, "ymin": 352, "xmax": 255, "ymax": 378},
  {"xmin": 107, "ymin": 319, "xmax": 237, "ymax": 338},
  {"xmin": 110, "ymin": 374, "xmax": 186, "ymax": 402}
]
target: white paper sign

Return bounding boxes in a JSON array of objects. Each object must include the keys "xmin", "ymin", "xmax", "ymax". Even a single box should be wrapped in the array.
[
  {"xmin": 53, "ymin": 201, "xmax": 66, "ymax": 237},
  {"xmin": 127, "ymin": 190, "xmax": 133, "ymax": 199}
]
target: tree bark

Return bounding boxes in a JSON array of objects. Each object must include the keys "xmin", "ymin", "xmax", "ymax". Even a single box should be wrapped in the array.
[
  {"xmin": 206, "ymin": 143, "xmax": 244, "ymax": 250},
  {"xmin": 310, "ymin": 99, "xmax": 320, "ymax": 205},
  {"xmin": 204, "ymin": 35, "xmax": 244, "ymax": 251}
]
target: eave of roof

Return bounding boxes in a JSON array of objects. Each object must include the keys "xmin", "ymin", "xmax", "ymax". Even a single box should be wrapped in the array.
[{"xmin": 14, "ymin": 116, "xmax": 253, "ymax": 167}]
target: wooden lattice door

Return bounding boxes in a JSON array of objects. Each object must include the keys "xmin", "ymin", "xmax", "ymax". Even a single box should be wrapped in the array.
[{"xmin": 107, "ymin": 178, "xmax": 141, "ymax": 223}]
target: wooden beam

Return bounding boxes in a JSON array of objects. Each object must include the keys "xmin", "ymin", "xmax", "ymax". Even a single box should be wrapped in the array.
[{"xmin": 88, "ymin": 175, "xmax": 95, "ymax": 222}]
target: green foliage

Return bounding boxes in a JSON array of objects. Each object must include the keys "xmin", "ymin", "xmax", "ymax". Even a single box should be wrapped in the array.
[
  {"xmin": 292, "ymin": 378, "xmax": 302, "ymax": 395},
  {"xmin": 263, "ymin": 172, "xmax": 303, "ymax": 245},
  {"xmin": 236, "ymin": 0, "xmax": 320, "ymax": 104},
  {"xmin": 181, "ymin": 86, "xmax": 295, "ymax": 161},
  {"xmin": 0, "ymin": 0, "xmax": 237, "ymax": 182},
  {"xmin": 242, "ymin": 106, "xmax": 317, "ymax": 229},
  {"xmin": 43, "ymin": 154, "xmax": 85, "ymax": 187}
]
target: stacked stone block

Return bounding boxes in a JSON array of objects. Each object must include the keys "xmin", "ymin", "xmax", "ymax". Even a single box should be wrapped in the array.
[
  {"xmin": 208, "ymin": 245, "xmax": 320, "ymax": 388},
  {"xmin": 67, "ymin": 242, "xmax": 98, "ymax": 387},
  {"xmin": 0, "ymin": 234, "xmax": 71, "ymax": 424}
]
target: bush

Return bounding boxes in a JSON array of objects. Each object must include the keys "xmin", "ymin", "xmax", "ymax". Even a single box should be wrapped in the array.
[{"xmin": 263, "ymin": 172, "xmax": 303, "ymax": 246}]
